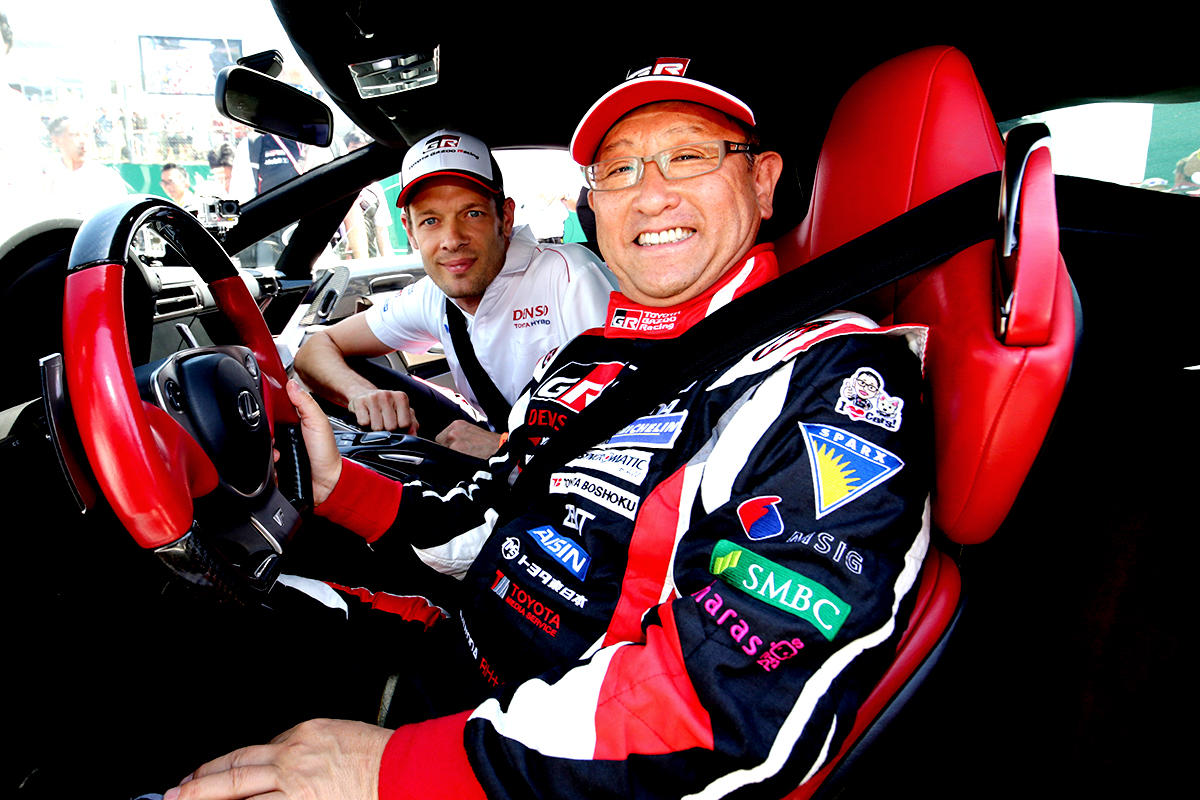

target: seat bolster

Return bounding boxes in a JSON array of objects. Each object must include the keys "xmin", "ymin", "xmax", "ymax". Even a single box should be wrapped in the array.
[
  {"xmin": 905, "ymin": 250, "xmax": 1077, "ymax": 543},
  {"xmin": 778, "ymin": 46, "xmax": 1004, "ymax": 273},
  {"xmin": 784, "ymin": 549, "xmax": 962, "ymax": 800}
]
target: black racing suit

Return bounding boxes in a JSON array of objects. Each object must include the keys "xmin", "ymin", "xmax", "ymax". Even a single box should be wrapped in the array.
[{"xmin": 315, "ymin": 244, "xmax": 932, "ymax": 800}]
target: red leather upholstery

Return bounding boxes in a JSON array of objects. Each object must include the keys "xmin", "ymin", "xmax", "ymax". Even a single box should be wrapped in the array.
[
  {"xmin": 778, "ymin": 46, "xmax": 1075, "ymax": 798},
  {"xmin": 795, "ymin": 550, "xmax": 961, "ymax": 795},
  {"xmin": 777, "ymin": 45, "xmax": 1076, "ymax": 545}
]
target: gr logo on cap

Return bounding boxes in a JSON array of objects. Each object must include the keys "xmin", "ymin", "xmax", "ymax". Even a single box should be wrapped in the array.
[
  {"xmin": 569, "ymin": 57, "xmax": 757, "ymax": 165},
  {"xmin": 395, "ymin": 128, "xmax": 505, "ymax": 207}
]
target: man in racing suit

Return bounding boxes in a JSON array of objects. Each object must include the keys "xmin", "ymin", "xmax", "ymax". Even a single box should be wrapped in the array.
[{"xmin": 170, "ymin": 58, "xmax": 930, "ymax": 800}]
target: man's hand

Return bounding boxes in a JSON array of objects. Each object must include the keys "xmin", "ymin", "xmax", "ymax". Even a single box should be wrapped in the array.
[
  {"xmin": 435, "ymin": 420, "xmax": 504, "ymax": 459},
  {"xmin": 348, "ymin": 388, "xmax": 420, "ymax": 434},
  {"xmin": 165, "ymin": 718, "xmax": 390, "ymax": 800},
  {"xmin": 286, "ymin": 380, "xmax": 342, "ymax": 506},
  {"xmin": 293, "ymin": 318, "xmax": 417, "ymax": 433}
]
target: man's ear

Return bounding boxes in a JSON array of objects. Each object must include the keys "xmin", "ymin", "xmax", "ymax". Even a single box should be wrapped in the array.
[
  {"xmin": 752, "ymin": 151, "xmax": 784, "ymax": 221},
  {"xmin": 400, "ymin": 208, "xmax": 416, "ymax": 244},
  {"xmin": 501, "ymin": 196, "xmax": 516, "ymax": 237}
]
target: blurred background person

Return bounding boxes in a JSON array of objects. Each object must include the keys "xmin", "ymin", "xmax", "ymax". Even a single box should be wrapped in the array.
[
  {"xmin": 0, "ymin": 9, "xmax": 56, "ymax": 237},
  {"xmin": 45, "ymin": 115, "xmax": 131, "ymax": 218},
  {"xmin": 160, "ymin": 162, "xmax": 198, "ymax": 209},
  {"xmin": 201, "ymin": 143, "xmax": 236, "ymax": 197},
  {"xmin": 337, "ymin": 130, "xmax": 395, "ymax": 259}
]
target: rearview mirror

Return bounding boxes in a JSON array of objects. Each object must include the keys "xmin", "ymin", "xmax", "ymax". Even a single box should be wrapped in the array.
[
  {"xmin": 238, "ymin": 49, "xmax": 284, "ymax": 78},
  {"xmin": 215, "ymin": 65, "xmax": 333, "ymax": 147}
]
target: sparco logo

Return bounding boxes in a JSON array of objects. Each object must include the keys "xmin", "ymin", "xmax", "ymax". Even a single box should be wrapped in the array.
[{"xmin": 426, "ymin": 135, "xmax": 460, "ymax": 151}]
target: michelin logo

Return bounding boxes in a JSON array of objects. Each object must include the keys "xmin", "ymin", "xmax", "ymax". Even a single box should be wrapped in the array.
[{"xmin": 599, "ymin": 411, "xmax": 688, "ymax": 450}]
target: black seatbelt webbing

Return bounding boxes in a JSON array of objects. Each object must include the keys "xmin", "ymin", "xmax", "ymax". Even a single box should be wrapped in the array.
[
  {"xmin": 444, "ymin": 298, "xmax": 512, "ymax": 430},
  {"xmin": 512, "ymin": 171, "xmax": 1002, "ymax": 496}
]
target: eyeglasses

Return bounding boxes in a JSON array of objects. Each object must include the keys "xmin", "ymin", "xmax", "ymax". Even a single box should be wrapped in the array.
[{"xmin": 583, "ymin": 140, "xmax": 754, "ymax": 191}]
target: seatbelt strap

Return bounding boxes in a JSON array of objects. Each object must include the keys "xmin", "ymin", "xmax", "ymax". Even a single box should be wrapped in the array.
[
  {"xmin": 512, "ymin": 171, "xmax": 1002, "ymax": 495},
  {"xmin": 444, "ymin": 298, "xmax": 513, "ymax": 430}
]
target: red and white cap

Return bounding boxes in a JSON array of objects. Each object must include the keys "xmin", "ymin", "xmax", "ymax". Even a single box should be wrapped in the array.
[
  {"xmin": 396, "ymin": 129, "xmax": 505, "ymax": 208},
  {"xmin": 570, "ymin": 57, "xmax": 757, "ymax": 165}
]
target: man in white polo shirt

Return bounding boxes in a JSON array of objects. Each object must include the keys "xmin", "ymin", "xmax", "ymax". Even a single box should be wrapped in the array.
[{"xmin": 294, "ymin": 129, "xmax": 614, "ymax": 457}]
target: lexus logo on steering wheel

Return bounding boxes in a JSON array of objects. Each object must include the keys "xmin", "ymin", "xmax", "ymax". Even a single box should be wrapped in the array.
[{"xmin": 236, "ymin": 390, "xmax": 263, "ymax": 428}]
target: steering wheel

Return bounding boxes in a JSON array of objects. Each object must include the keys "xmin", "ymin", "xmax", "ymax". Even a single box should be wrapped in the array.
[{"xmin": 62, "ymin": 197, "xmax": 311, "ymax": 603}]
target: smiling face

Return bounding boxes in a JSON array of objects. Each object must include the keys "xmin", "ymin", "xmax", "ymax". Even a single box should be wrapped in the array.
[
  {"xmin": 588, "ymin": 102, "xmax": 782, "ymax": 307},
  {"xmin": 402, "ymin": 176, "xmax": 515, "ymax": 314}
]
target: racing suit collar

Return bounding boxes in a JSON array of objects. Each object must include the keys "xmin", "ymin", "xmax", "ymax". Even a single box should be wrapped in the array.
[{"xmin": 603, "ymin": 243, "xmax": 778, "ymax": 339}]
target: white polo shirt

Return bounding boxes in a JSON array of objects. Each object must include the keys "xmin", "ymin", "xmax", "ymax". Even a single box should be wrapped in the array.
[{"xmin": 365, "ymin": 225, "xmax": 615, "ymax": 420}]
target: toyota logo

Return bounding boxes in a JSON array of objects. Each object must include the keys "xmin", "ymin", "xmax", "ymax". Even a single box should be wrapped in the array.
[{"xmin": 236, "ymin": 390, "xmax": 262, "ymax": 428}]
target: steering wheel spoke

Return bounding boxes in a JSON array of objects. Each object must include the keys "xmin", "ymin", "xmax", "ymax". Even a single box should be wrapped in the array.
[{"xmin": 143, "ymin": 402, "xmax": 219, "ymax": 504}]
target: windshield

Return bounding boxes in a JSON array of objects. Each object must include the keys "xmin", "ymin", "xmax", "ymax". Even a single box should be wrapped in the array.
[
  {"xmin": 0, "ymin": 2, "xmax": 344, "ymax": 245},
  {"xmin": 1, "ymin": 3, "xmax": 594, "ymax": 267}
]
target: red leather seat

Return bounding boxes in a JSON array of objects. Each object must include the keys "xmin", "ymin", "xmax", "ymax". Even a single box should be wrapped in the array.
[{"xmin": 776, "ymin": 46, "xmax": 1077, "ymax": 798}]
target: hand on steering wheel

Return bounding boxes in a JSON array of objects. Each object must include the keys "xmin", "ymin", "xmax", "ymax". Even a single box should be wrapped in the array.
[{"xmin": 286, "ymin": 379, "xmax": 341, "ymax": 506}]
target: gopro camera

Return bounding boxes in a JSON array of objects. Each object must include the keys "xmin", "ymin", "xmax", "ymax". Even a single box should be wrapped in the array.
[{"xmin": 193, "ymin": 196, "xmax": 240, "ymax": 237}]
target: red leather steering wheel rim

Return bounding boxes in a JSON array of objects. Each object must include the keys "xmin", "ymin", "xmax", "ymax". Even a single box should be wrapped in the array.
[{"xmin": 63, "ymin": 199, "xmax": 297, "ymax": 550}]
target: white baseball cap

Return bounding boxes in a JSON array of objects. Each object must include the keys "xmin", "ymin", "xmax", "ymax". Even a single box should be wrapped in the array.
[{"xmin": 396, "ymin": 129, "xmax": 505, "ymax": 207}]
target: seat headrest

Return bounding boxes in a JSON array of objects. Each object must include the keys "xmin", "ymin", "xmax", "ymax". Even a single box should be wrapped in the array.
[{"xmin": 779, "ymin": 46, "xmax": 1005, "ymax": 269}]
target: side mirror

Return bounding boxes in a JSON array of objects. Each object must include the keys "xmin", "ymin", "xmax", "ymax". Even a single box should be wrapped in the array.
[{"xmin": 215, "ymin": 65, "xmax": 333, "ymax": 147}]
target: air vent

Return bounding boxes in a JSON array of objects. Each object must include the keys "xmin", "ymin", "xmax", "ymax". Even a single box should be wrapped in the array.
[{"xmin": 154, "ymin": 284, "xmax": 202, "ymax": 318}]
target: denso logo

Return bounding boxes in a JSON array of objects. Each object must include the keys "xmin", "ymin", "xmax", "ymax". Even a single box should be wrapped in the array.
[
  {"xmin": 426, "ymin": 135, "xmax": 460, "ymax": 151},
  {"xmin": 513, "ymin": 305, "xmax": 550, "ymax": 321}
]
